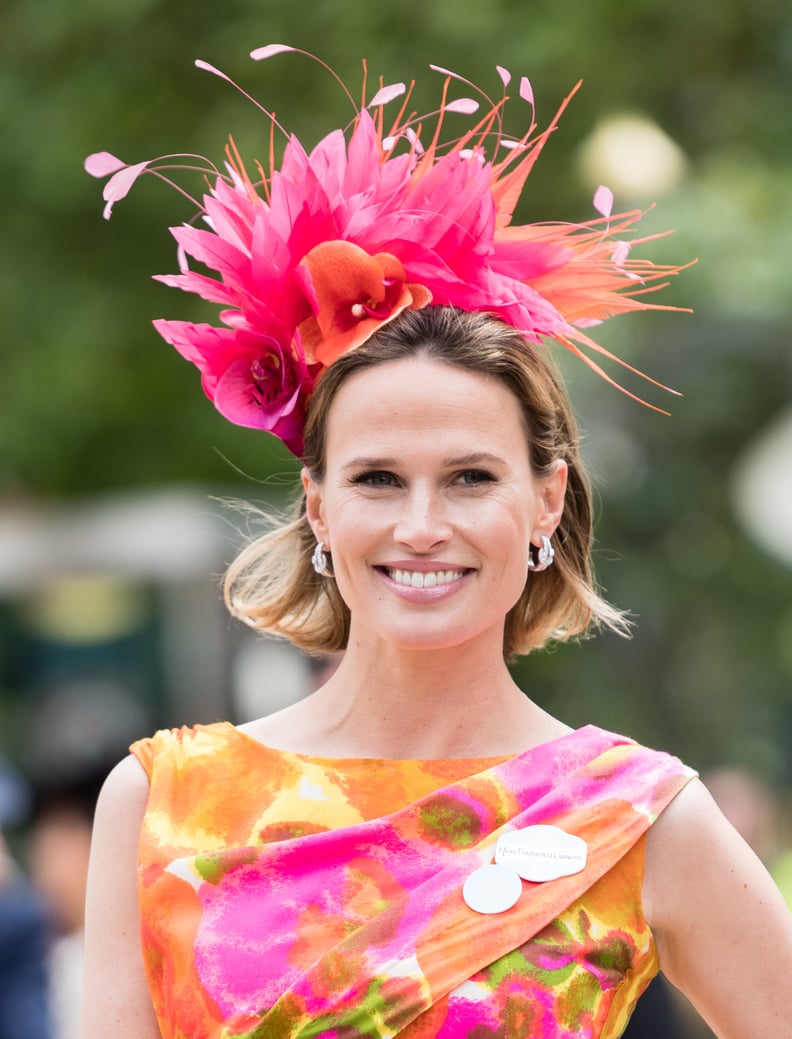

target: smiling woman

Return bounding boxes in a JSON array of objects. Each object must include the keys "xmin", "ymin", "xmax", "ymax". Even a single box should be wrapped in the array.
[
  {"xmin": 225, "ymin": 307, "xmax": 626, "ymax": 661},
  {"xmin": 81, "ymin": 47, "xmax": 792, "ymax": 1039}
]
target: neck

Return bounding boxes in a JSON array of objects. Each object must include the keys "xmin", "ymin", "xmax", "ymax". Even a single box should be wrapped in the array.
[{"xmin": 288, "ymin": 631, "xmax": 561, "ymax": 759}]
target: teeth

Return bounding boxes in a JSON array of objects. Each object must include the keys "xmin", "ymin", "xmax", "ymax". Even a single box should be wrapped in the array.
[{"xmin": 387, "ymin": 568, "xmax": 465, "ymax": 589}]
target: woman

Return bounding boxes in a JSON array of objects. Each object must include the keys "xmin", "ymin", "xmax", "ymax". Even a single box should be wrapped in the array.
[{"xmin": 82, "ymin": 49, "xmax": 792, "ymax": 1038}]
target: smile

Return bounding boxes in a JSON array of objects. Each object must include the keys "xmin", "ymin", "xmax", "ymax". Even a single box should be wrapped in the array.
[{"xmin": 384, "ymin": 568, "xmax": 468, "ymax": 589}]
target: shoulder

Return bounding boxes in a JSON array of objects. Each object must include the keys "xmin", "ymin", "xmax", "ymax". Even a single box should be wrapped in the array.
[
  {"xmin": 130, "ymin": 720, "xmax": 236, "ymax": 779},
  {"xmin": 85, "ymin": 755, "xmax": 152, "ymax": 954},
  {"xmin": 643, "ymin": 777, "xmax": 764, "ymax": 932},
  {"xmin": 643, "ymin": 777, "xmax": 792, "ymax": 1036},
  {"xmin": 93, "ymin": 753, "xmax": 152, "ymax": 841},
  {"xmin": 643, "ymin": 776, "xmax": 762, "ymax": 924},
  {"xmin": 575, "ymin": 726, "xmax": 695, "ymax": 807},
  {"xmin": 83, "ymin": 754, "xmax": 163, "ymax": 1038}
]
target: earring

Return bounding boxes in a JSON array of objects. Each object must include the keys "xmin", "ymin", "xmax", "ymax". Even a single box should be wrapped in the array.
[
  {"xmin": 311, "ymin": 541, "xmax": 332, "ymax": 577},
  {"xmin": 528, "ymin": 534, "xmax": 555, "ymax": 572}
]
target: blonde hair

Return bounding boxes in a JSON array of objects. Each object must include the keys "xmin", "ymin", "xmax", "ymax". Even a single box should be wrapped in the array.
[{"xmin": 224, "ymin": 307, "xmax": 629, "ymax": 658}]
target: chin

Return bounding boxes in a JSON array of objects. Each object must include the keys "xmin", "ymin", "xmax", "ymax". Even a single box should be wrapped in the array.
[{"xmin": 380, "ymin": 623, "xmax": 500, "ymax": 656}]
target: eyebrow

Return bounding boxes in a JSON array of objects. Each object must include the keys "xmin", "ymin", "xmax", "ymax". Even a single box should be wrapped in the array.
[
  {"xmin": 342, "ymin": 452, "xmax": 507, "ymax": 471},
  {"xmin": 445, "ymin": 452, "xmax": 507, "ymax": 467}
]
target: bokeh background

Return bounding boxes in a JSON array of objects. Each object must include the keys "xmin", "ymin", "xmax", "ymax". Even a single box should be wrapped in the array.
[
  {"xmin": 1, "ymin": 1, "xmax": 791, "ymax": 1031},
  {"xmin": 4, "ymin": 0, "xmax": 792, "ymax": 779}
]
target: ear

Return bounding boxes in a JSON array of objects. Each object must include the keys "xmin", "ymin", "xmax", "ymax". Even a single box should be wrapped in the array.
[
  {"xmin": 532, "ymin": 459, "xmax": 568, "ymax": 544},
  {"xmin": 301, "ymin": 467, "xmax": 330, "ymax": 548}
]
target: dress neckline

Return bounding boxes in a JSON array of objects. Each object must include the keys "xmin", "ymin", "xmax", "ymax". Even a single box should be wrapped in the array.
[{"xmin": 224, "ymin": 719, "xmax": 590, "ymax": 768}]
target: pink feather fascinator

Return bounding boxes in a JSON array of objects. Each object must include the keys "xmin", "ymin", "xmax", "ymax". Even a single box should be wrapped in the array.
[{"xmin": 86, "ymin": 46, "xmax": 690, "ymax": 456}]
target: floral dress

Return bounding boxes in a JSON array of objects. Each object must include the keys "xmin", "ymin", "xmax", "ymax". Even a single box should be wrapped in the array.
[{"xmin": 130, "ymin": 722, "xmax": 695, "ymax": 1039}]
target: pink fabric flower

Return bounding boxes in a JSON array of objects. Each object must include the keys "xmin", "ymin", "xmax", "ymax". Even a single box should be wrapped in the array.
[{"xmin": 153, "ymin": 319, "xmax": 314, "ymax": 455}]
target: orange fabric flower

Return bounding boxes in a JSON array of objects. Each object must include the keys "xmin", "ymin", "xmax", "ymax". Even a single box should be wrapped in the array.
[{"xmin": 296, "ymin": 241, "xmax": 432, "ymax": 366}]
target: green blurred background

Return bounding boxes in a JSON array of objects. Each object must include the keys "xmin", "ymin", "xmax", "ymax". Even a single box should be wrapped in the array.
[{"xmin": 1, "ymin": 0, "xmax": 791, "ymax": 794}]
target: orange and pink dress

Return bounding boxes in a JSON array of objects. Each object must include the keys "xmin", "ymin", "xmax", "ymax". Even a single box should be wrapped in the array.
[{"xmin": 130, "ymin": 722, "xmax": 695, "ymax": 1039}]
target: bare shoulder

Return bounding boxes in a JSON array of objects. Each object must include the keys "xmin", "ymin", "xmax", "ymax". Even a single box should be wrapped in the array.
[
  {"xmin": 643, "ymin": 777, "xmax": 792, "ymax": 1038},
  {"xmin": 643, "ymin": 777, "xmax": 788, "ymax": 939},
  {"xmin": 86, "ymin": 753, "xmax": 152, "ymax": 922},
  {"xmin": 644, "ymin": 777, "xmax": 733, "ymax": 901},
  {"xmin": 96, "ymin": 753, "xmax": 151, "ymax": 814},
  {"xmin": 88, "ymin": 753, "xmax": 153, "ymax": 860},
  {"xmin": 81, "ymin": 754, "xmax": 160, "ymax": 1038}
]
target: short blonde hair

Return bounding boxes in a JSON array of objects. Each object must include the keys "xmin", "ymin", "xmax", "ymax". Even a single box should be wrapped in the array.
[{"xmin": 224, "ymin": 307, "xmax": 628, "ymax": 658}]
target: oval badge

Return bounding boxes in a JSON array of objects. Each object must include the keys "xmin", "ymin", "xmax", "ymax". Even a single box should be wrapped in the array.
[{"xmin": 494, "ymin": 825, "xmax": 588, "ymax": 883}]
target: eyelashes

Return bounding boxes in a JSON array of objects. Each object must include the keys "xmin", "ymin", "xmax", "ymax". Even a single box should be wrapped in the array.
[
  {"xmin": 349, "ymin": 469, "xmax": 498, "ymax": 488},
  {"xmin": 350, "ymin": 470, "xmax": 399, "ymax": 487},
  {"xmin": 457, "ymin": 469, "xmax": 497, "ymax": 485}
]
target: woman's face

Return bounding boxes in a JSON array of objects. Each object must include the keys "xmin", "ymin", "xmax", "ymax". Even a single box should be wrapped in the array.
[{"xmin": 303, "ymin": 356, "xmax": 567, "ymax": 657}]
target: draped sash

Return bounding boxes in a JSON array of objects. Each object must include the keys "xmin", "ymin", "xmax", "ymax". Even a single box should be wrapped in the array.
[{"xmin": 133, "ymin": 724, "xmax": 695, "ymax": 1039}]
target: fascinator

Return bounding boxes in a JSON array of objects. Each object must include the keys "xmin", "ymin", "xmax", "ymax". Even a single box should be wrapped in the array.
[{"xmin": 86, "ymin": 46, "xmax": 688, "ymax": 457}]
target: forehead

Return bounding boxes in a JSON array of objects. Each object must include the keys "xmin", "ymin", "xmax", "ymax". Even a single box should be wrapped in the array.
[{"xmin": 324, "ymin": 356, "xmax": 529, "ymax": 460}]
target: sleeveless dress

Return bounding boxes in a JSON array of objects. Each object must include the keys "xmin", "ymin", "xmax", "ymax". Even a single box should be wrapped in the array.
[{"xmin": 130, "ymin": 722, "xmax": 695, "ymax": 1039}]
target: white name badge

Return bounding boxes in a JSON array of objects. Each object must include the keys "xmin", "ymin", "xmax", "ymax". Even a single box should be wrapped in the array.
[{"xmin": 494, "ymin": 825, "xmax": 588, "ymax": 883}]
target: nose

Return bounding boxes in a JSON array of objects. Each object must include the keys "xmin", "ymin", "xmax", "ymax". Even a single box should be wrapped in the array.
[{"xmin": 393, "ymin": 485, "xmax": 452, "ymax": 552}]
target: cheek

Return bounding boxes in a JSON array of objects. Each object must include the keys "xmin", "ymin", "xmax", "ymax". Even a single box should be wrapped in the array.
[
  {"xmin": 479, "ymin": 499, "xmax": 533, "ymax": 551},
  {"xmin": 489, "ymin": 511, "xmax": 534, "ymax": 592},
  {"xmin": 324, "ymin": 500, "xmax": 379, "ymax": 547},
  {"xmin": 321, "ymin": 504, "xmax": 382, "ymax": 598},
  {"xmin": 499, "ymin": 544, "xmax": 532, "ymax": 598}
]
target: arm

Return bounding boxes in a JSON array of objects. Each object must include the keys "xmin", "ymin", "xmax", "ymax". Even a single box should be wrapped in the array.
[
  {"xmin": 644, "ymin": 778, "xmax": 792, "ymax": 1039},
  {"xmin": 80, "ymin": 754, "xmax": 161, "ymax": 1039}
]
